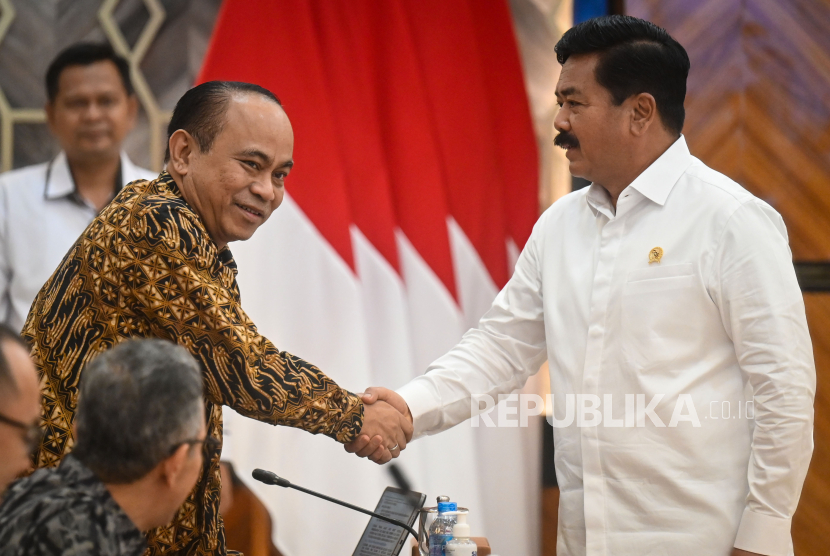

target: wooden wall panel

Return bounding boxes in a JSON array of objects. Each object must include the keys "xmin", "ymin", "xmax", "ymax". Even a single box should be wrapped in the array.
[
  {"xmin": 628, "ymin": 0, "xmax": 830, "ymax": 260},
  {"xmin": 628, "ymin": 1, "xmax": 830, "ymax": 553},
  {"xmin": 796, "ymin": 295, "xmax": 830, "ymax": 556}
]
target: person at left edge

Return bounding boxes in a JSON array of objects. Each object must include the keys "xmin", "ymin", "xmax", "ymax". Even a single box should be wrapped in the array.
[
  {"xmin": 0, "ymin": 324, "xmax": 40, "ymax": 495},
  {"xmin": 23, "ymin": 80, "xmax": 411, "ymax": 556},
  {"xmin": 0, "ymin": 43, "xmax": 155, "ymax": 331}
]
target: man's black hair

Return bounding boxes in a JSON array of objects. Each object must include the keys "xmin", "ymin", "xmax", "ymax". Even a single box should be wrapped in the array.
[
  {"xmin": 555, "ymin": 15, "xmax": 690, "ymax": 135},
  {"xmin": 72, "ymin": 339, "xmax": 204, "ymax": 484},
  {"xmin": 164, "ymin": 81, "xmax": 282, "ymax": 163},
  {"xmin": 45, "ymin": 42, "xmax": 133, "ymax": 102},
  {"xmin": 0, "ymin": 324, "xmax": 30, "ymax": 401}
]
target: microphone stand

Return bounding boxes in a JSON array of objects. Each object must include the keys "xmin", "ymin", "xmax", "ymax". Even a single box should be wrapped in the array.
[{"xmin": 252, "ymin": 468, "xmax": 419, "ymax": 539}]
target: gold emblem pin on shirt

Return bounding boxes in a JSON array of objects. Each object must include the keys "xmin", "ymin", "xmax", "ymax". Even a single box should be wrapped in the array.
[{"xmin": 649, "ymin": 247, "xmax": 663, "ymax": 264}]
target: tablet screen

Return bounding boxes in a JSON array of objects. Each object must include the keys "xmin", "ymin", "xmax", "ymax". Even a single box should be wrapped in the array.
[{"xmin": 352, "ymin": 487, "xmax": 425, "ymax": 556}]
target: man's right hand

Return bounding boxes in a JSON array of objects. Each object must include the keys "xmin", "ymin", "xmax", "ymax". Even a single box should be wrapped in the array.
[
  {"xmin": 360, "ymin": 387, "xmax": 413, "ymax": 426},
  {"xmin": 345, "ymin": 398, "xmax": 413, "ymax": 464}
]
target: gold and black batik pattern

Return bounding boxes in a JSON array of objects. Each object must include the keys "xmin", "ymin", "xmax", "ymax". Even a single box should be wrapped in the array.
[{"xmin": 22, "ymin": 172, "xmax": 364, "ymax": 556}]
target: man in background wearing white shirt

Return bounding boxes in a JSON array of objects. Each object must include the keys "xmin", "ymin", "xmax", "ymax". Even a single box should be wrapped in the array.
[
  {"xmin": 349, "ymin": 15, "xmax": 815, "ymax": 556},
  {"xmin": 0, "ymin": 43, "xmax": 155, "ymax": 330}
]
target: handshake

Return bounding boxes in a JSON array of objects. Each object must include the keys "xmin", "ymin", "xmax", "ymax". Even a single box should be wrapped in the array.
[{"xmin": 344, "ymin": 387, "xmax": 413, "ymax": 464}]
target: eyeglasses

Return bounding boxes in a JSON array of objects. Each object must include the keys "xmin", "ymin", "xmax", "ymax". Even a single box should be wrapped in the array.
[
  {"xmin": 0, "ymin": 411, "xmax": 43, "ymax": 452},
  {"xmin": 169, "ymin": 435, "xmax": 221, "ymax": 456}
]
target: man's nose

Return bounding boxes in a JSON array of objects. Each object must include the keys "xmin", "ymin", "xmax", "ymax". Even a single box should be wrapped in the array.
[
  {"xmin": 250, "ymin": 178, "xmax": 277, "ymax": 203},
  {"xmin": 83, "ymin": 102, "xmax": 104, "ymax": 120},
  {"xmin": 553, "ymin": 106, "xmax": 570, "ymax": 134}
]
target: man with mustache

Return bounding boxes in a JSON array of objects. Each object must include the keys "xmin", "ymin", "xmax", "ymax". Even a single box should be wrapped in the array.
[
  {"xmin": 354, "ymin": 15, "xmax": 814, "ymax": 556},
  {"xmin": 24, "ymin": 81, "xmax": 411, "ymax": 556},
  {"xmin": 0, "ymin": 43, "xmax": 155, "ymax": 331}
]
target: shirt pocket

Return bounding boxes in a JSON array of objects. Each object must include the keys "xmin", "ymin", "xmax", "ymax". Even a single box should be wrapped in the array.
[{"xmin": 620, "ymin": 263, "xmax": 698, "ymax": 370}]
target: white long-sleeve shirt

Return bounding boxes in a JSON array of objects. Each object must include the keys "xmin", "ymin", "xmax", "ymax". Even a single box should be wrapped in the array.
[
  {"xmin": 0, "ymin": 151, "xmax": 156, "ymax": 330},
  {"xmin": 398, "ymin": 137, "xmax": 815, "ymax": 556}
]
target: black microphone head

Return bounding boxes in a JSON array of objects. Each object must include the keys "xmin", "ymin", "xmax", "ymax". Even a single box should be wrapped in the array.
[{"xmin": 252, "ymin": 468, "xmax": 290, "ymax": 487}]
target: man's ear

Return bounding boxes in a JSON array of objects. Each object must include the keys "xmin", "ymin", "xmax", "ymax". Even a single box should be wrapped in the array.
[
  {"xmin": 160, "ymin": 443, "xmax": 190, "ymax": 488},
  {"xmin": 45, "ymin": 102, "xmax": 56, "ymax": 134},
  {"xmin": 167, "ymin": 129, "xmax": 197, "ymax": 177},
  {"xmin": 125, "ymin": 95, "xmax": 139, "ymax": 132},
  {"xmin": 629, "ymin": 92, "xmax": 658, "ymax": 137}
]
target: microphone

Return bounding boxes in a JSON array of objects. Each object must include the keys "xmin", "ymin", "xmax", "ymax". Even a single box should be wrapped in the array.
[
  {"xmin": 252, "ymin": 468, "xmax": 418, "ymax": 539},
  {"xmin": 252, "ymin": 469, "xmax": 290, "ymax": 487}
]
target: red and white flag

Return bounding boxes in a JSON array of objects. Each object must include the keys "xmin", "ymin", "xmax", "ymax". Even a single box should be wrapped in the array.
[{"xmin": 198, "ymin": 1, "xmax": 540, "ymax": 554}]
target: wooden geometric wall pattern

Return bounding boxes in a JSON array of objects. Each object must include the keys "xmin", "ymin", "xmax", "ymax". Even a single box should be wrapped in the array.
[
  {"xmin": 0, "ymin": 0, "xmax": 47, "ymax": 172},
  {"xmin": 0, "ymin": 0, "xmax": 221, "ymax": 173},
  {"xmin": 99, "ymin": 0, "xmax": 168, "ymax": 172},
  {"xmin": 628, "ymin": 0, "xmax": 830, "ymax": 261},
  {"xmin": 627, "ymin": 2, "xmax": 830, "ymax": 555}
]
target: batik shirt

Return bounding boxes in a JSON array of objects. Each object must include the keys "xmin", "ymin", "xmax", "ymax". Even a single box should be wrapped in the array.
[
  {"xmin": 0, "ymin": 455, "xmax": 146, "ymax": 556},
  {"xmin": 23, "ymin": 172, "xmax": 364, "ymax": 555}
]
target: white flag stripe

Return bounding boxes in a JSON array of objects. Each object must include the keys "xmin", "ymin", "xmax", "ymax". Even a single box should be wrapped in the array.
[{"xmin": 224, "ymin": 194, "xmax": 537, "ymax": 554}]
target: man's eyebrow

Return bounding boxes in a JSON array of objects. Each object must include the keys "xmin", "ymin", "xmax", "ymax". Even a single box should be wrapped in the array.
[
  {"xmin": 237, "ymin": 149, "xmax": 273, "ymax": 165},
  {"xmin": 555, "ymin": 86, "xmax": 581, "ymax": 98},
  {"xmin": 238, "ymin": 150, "xmax": 293, "ymax": 169}
]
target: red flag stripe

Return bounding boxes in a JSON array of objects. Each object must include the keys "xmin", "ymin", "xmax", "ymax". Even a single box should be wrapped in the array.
[
  {"xmin": 309, "ymin": 3, "xmax": 401, "ymax": 272},
  {"xmin": 198, "ymin": 0, "xmax": 355, "ymax": 269},
  {"xmin": 197, "ymin": 0, "xmax": 538, "ymax": 296},
  {"xmin": 357, "ymin": 0, "xmax": 458, "ymax": 298},
  {"xmin": 402, "ymin": 0, "xmax": 511, "ymax": 287},
  {"xmin": 468, "ymin": 0, "xmax": 539, "ymax": 251}
]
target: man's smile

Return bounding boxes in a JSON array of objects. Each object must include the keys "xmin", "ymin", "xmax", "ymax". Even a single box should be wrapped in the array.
[{"xmin": 234, "ymin": 202, "xmax": 265, "ymax": 219}]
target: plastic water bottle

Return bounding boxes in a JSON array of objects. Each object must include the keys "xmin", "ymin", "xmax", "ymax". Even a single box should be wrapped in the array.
[
  {"xmin": 445, "ymin": 513, "xmax": 477, "ymax": 556},
  {"xmin": 428, "ymin": 501, "xmax": 458, "ymax": 556}
]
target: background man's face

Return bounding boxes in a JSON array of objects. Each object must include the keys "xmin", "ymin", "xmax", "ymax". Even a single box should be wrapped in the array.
[
  {"xmin": 184, "ymin": 94, "xmax": 293, "ymax": 248},
  {"xmin": 47, "ymin": 60, "xmax": 137, "ymax": 163},
  {"xmin": 0, "ymin": 342, "xmax": 40, "ymax": 493},
  {"xmin": 553, "ymin": 53, "xmax": 630, "ymax": 186}
]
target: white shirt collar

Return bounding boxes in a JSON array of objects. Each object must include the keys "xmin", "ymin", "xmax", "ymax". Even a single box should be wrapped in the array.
[
  {"xmin": 44, "ymin": 150, "xmax": 140, "ymax": 201},
  {"xmin": 44, "ymin": 151, "xmax": 75, "ymax": 200},
  {"xmin": 585, "ymin": 135, "xmax": 693, "ymax": 217}
]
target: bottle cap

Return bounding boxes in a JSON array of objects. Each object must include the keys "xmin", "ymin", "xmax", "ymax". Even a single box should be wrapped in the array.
[
  {"xmin": 437, "ymin": 501, "xmax": 457, "ymax": 513},
  {"xmin": 437, "ymin": 495, "xmax": 450, "ymax": 503},
  {"xmin": 451, "ymin": 513, "xmax": 470, "ymax": 538}
]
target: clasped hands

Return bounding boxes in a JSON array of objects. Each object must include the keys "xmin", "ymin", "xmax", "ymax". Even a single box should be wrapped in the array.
[{"xmin": 345, "ymin": 387, "xmax": 413, "ymax": 464}]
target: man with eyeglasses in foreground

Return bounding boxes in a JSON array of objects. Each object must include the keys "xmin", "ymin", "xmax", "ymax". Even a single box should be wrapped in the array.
[
  {"xmin": 0, "ymin": 325, "xmax": 40, "ymax": 495},
  {"xmin": 0, "ymin": 339, "xmax": 210, "ymax": 556}
]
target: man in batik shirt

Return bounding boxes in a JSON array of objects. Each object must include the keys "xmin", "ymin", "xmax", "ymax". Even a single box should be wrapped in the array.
[{"xmin": 23, "ymin": 82, "xmax": 412, "ymax": 555}]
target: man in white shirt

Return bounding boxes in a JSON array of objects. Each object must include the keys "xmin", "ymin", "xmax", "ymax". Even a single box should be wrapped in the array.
[
  {"xmin": 0, "ymin": 43, "xmax": 155, "ymax": 330},
  {"xmin": 347, "ymin": 15, "xmax": 815, "ymax": 556}
]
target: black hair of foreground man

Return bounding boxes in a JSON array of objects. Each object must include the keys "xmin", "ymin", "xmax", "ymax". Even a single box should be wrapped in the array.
[
  {"xmin": 71, "ymin": 339, "xmax": 205, "ymax": 483},
  {"xmin": 554, "ymin": 14, "xmax": 690, "ymax": 135},
  {"xmin": 163, "ymin": 80, "xmax": 282, "ymax": 163}
]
